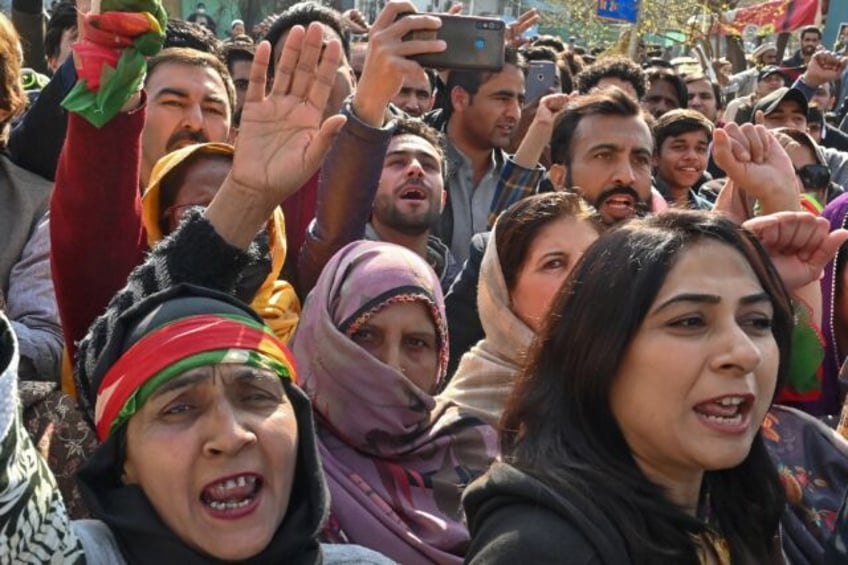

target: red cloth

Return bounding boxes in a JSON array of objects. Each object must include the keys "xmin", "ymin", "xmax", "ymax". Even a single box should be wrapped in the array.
[
  {"xmin": 717, "ymin": 0, "xmax": 821, "ymax": 36},
  {"xmin": 51, "ymin": 105, "xmax": 149, "ymax": 360},
  {"xmin": 281, "ymin": 169, "xmax": 319, "ymax": 272}
]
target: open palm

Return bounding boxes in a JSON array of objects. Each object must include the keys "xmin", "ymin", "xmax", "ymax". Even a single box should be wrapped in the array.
[{"xmin": 230, "ymin": 23, "xmax": 347, "ymax": 206}]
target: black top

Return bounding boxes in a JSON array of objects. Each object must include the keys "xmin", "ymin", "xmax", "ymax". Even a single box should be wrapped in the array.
[{"xmin": 463, "ymin": 462, "xmax": 630, "ymax": 564}]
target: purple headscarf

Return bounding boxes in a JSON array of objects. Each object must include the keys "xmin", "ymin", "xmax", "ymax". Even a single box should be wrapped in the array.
[
  {"xmin": 291, "ymin": 241, "xmax": 498, "ymax": 564},
  {"xmin": 817, "ymin": 193, "xmax": 848, "ymax": 416}
]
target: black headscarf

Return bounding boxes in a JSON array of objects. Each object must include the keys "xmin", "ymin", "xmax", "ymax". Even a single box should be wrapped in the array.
[{"xmin": 75, "ymin": 285, "xmax": 329, "ymax": 564}]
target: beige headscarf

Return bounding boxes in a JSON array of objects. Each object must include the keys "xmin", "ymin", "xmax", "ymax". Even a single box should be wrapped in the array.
[{"xmin": 439, "ymin": 225, "xmax": 536, "ymax": 428}]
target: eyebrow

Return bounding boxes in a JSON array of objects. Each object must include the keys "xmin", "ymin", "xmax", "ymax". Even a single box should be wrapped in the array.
[
  {"xmin": 153, "ymin": 87, "xmax": 227, "ymax": 106},
  {"xmin": 652, "ymin": 291, "xmax": 771, "ymax": 314},
  {"xmin": 385, "ymin": 149, "xmax": 440, "ymax": 162},
  {"xmin": 588, "ymin": 143, "xmax": 623, "ymax": 153},
  {"xmin": 154, "ymin": 87, "xmax": 190, "ymax": 100},
  {"xmin": 203, "ymin": 94, "xmax": 228, "ymax": 106},
  {"xmin": 150, "ymin": 370, "xmax": 211, "ymax": 398},
  {"xmin": 489, "ymin": 89, "xmax": 521, "ymax": 98},
  {"xmin": 539, "ymin": 250, "xmax": 567, "ymax": 261}
]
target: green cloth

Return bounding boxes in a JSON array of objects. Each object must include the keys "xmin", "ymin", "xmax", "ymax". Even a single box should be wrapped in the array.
[
  {"xmin": 62, "ymin": 0, "xmax": 167, "ymax": 128},
  {"xmin": 789, "ymin": 297, "xmax": 825, "ymax": 395}
]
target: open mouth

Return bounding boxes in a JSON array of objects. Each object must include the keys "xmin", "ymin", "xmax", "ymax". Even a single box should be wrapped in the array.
[
  {"xmin": 602, "ymin": 194, "xmax": 636, "ymax": 217},
  {"xmin": 692, "ymin": 395, "xmax": 754, "ymax": 433},
  {"xmin": 200, "ymin": 473, "xmax": 262, "ymax": 516},
  {"xmin": 677, "ymin": 166, "xmax": 702, "ymax": 177},
  {"xmin": 399, "ymin": 186, "xmax": 427, "ymax": 201}
]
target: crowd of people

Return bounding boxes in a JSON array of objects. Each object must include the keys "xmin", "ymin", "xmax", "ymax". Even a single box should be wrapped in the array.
[{"xmin": 2, "ymin": 0, "xmax": 848, "ymax": 562}]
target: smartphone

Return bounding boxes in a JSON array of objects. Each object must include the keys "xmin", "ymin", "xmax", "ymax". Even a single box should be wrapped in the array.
[
  {"xmin": 400, "ymin": 14, "xmax": 505, "ymax": 72},
  {"xmin": 524, "ymin": 60, "xmax": 557, "ymax": 106}
]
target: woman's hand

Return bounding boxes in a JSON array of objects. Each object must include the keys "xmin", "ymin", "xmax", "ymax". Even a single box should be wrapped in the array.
[
  {"xmin": 743, "ymin": 212, "xmax": 848, "ymax": 290},
  {"xmin": 713, "ymin": 123, "xmax": 800, "ymax": 217},
  {"xmin": 205, "ymin": 23, "xmax": 347, "ymax": 249}
]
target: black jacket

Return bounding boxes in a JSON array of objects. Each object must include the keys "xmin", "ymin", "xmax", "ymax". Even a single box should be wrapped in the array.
[{"xmin": 463, "ymin": 462, "xmax": 631, "ymax": 564}]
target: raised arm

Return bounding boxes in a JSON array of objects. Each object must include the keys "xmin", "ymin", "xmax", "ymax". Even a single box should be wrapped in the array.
[
  {"xmin": 487, "ymin": 93, "xmax": 569, "ymax": 227},
  {"xmin": 51, "ymin": 101, "xmax": 148, "ymax": 360},
  {"xmin": 297, "ymin": 1, "xmax": 444, "ymax": 295},
  {"xmin": 712, "ymin": 122, "xmax": 801, "ymax": 222},
  {"xmin": 50, "ymin": 0, "xmax": 152, "ymax": 358}
]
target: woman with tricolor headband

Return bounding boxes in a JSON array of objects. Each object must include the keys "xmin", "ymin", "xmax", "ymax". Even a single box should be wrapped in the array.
[
  {"xmin": 2, "ymin": 20, "xmax": 394, "ymax": 564},
  {"xmin": 2, "ymin": 284, "xmax": 391, "ymax": 562},
  {"xmin": 290, "ymin": 240, "xmax": 498, "ymax": 564}
]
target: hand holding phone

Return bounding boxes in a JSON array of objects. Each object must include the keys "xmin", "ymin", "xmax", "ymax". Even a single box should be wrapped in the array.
[
  {"xmin": 353, "ymin": 2, "xmax": 443, "ymax": 125},
  {"xmin": 524, "ymin": 60, "xmax": 557, "ymax": 107},
  {"xmin": 400, "ymin": 13, "xmax": 505, "ymax": 71}
]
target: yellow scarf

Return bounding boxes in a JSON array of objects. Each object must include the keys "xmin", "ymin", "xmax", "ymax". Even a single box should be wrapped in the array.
[{"xmin": 62, "ymin": 143, "xmax": 300, "ymax": 395}]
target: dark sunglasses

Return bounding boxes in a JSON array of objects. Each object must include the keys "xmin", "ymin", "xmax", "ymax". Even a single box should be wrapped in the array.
[{"xmin": 795, "ymin": 164, "xmax": 830, "ymax": 190}]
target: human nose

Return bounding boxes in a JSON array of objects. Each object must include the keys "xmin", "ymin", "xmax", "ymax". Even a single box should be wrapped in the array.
[
  {"xmin": 612, "ymin": 158, "xmax": 636, "ymax": 186},
  {"xmin": 202, "ymin": 396, "xmax": 257, "ymax": 457},
  {"xmin": 406, "ymin": 158, "xmax": 425, "ymax": 177},
  {"xmin": 376, "ymin": 342, "xmax": 404, "ymax": 374},
  {"xmin": 181, "ymin": 102, "xmax": 204, "ymax": 131},
  {"xmin": 504, "ymin": 97, "xmax": 521, "ymax": 121},
  {"xmin": 710, "ymin": 323, "xmax": 763, "ymax": 376}
]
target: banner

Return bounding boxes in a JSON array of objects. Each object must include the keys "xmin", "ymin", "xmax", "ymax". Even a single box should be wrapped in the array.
[
  {"xmin": 718, "ymin": 0, "xmax": 821, "ymax": 36},
  {"xmin": 596, "ymin": 0, "xmax": 638, "ymax": 24}
]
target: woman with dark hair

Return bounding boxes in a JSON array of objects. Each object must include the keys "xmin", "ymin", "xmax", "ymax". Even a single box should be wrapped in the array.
[
  {"xmin": 464, "ymin": 210, "xmax": 844, "ymax": 564},
  {"xmin": 442, "ymin": 192, "xmax": 600, "ymax": 427}
]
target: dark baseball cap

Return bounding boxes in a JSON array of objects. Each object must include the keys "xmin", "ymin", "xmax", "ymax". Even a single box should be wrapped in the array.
[
  {"xmin": 757, "ymin": 65, "xmax": 785, "ymax": 81},
  {"xmin": 752, "ymin": 87, "xmax": 808, "ymax": 120}
]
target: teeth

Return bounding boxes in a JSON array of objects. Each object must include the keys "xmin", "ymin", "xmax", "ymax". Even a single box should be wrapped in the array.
[
  {"xmin": 703, "ymin": 413, "xmax": 743, "ymax": 425},
  {"xmin": 717, "ymin": 397, "xmax": 744, "ymax": 406},
  {"xmin": 208, "ymin": 498, "xmax": 252, "ymax": 510},
  {"xmin": 215, "ymin": 475, "xmax": 255, "ymax": 493}
]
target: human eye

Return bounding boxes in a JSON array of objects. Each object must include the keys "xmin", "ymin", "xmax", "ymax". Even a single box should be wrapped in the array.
[
  {"xmin": 594, "ymin": 151, "xmax": 613, "ymax": 161},
  {"xmin": 160, "ymin": 398, "xmax": 196, "ymax": 418},
  {"xmin": 667, "ymin": 314, "xmax": 706, "ymax": 330},
  {"xmin": 160, "ymin": 97, "xmax": 183, "ymax": 108},
  {"xmin": 404, "ymin": 335, "xmax": 433, "ymax": 350},
  {"xmin": 204, "ymin": 104, "xmax": 226, "ymax": 116},
  {"xmin": 634, "ymin": 153, "xmax": 652, "ymax": 166},
  {"xmin": 350, "ymin": 328, "xmax": 377, "ymax": 345},
  {"xmin": 542, "ymin": 257, "xmax": 566, "ymax": 270},
  {"xmin": 242, "ymin": 385, "xmax": 281, "ymax": 404},
  {"xmin": 740, "ymin": 313, "xmax": 773, "ymax": 334}
]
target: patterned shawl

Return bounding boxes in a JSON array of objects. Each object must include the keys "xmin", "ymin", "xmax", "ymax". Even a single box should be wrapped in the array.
[
  {"xmin": 291, "ymin": 241, "xmax": 498, "ymax": 564},
  {"xmin": 440, "ymin": 225, "xmax": 536, "ymax": 428}
]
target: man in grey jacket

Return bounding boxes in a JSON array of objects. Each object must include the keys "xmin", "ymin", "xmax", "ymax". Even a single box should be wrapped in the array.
[{"xmin": 0, "ymin": 13, "xmax": 61, "ymax": 381}]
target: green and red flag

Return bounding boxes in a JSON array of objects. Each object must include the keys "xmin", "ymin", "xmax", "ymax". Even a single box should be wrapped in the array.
[{"xmin": 62, "ymin": 0, "xmax": 167, "ymax": 127}]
